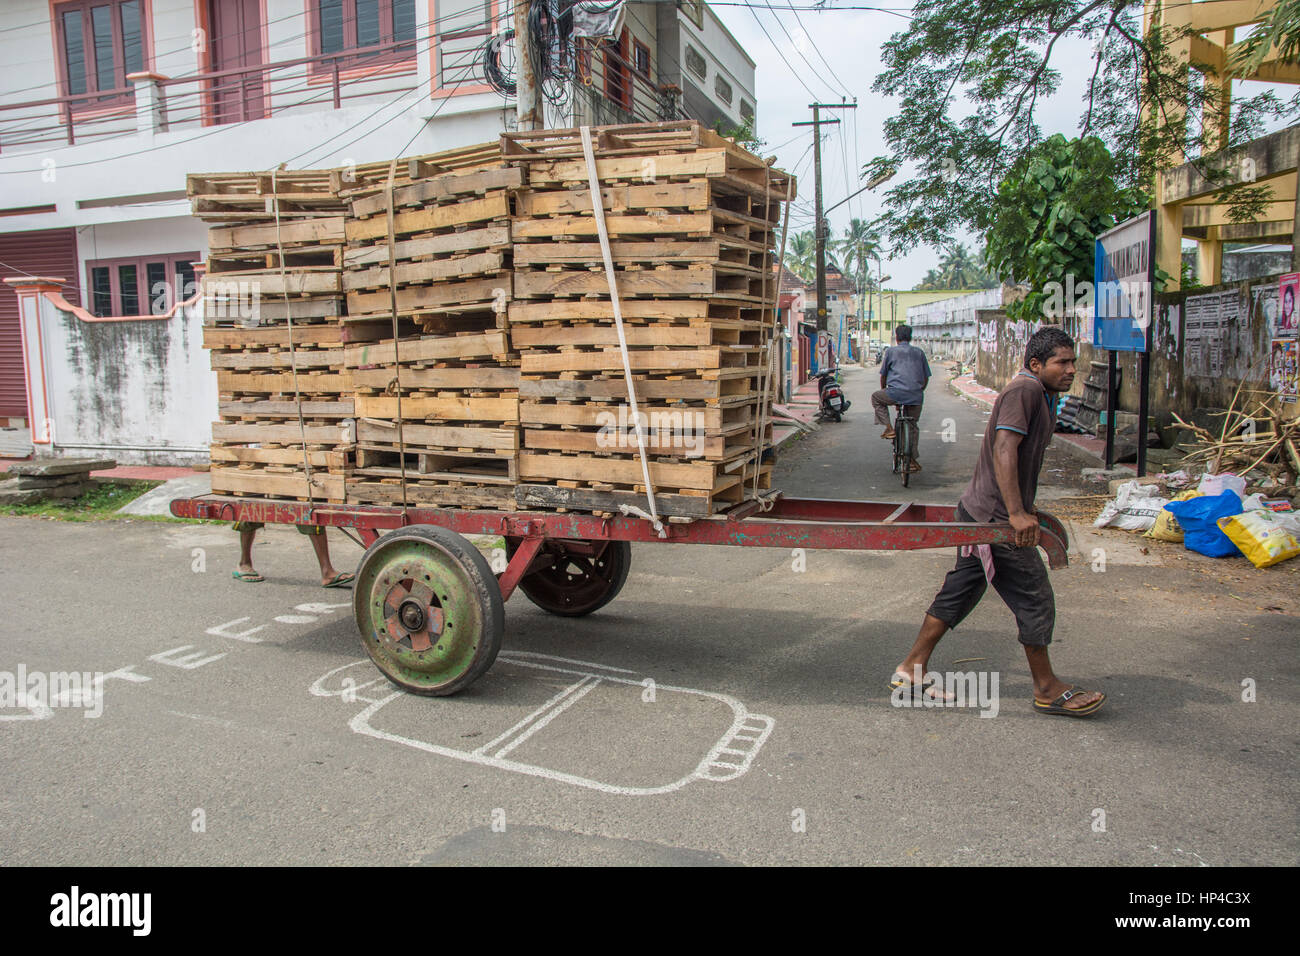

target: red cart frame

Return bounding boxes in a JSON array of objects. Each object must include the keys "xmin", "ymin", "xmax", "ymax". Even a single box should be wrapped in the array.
[{"xmin": 169, "ymin": 492, "xmax": 1070, "ymax": 695}]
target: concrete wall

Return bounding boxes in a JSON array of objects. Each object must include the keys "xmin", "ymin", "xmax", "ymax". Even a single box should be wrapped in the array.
[
  {"xmin": 24, "ymin": 289, "xmax": 216, "ymax": 464},
  {"xmin": 974, "ymin": 272, "xmax": 1297, "ymax": 427}
]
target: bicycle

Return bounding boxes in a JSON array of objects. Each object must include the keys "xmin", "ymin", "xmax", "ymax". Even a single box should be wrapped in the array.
[{"xmin": 891, "ymin": 405, "xmax": 921, "ymax": 488}]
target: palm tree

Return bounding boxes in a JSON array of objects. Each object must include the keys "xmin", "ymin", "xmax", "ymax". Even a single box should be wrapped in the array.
[
  {"xmin": 914, "ymin": 243, "xmax": 999, "ymax": 290},
  {"xmin": 834, "ymin": 218, "xmax": 883, "ymax": 323},
  {"xmin": 834, "ymin": 218, "xmax": 883, "ymax": 295},
  {"xmin": 786, "ymin": 231, "xmax": 817, "ymax": 283}
]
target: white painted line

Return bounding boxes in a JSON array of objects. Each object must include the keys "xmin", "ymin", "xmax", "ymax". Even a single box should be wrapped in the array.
[
  {"xmin": 149, "ymin": 646, "xmax": 228, "ymax": 670},
  {"xmin": 473, "ymin": 676, "xmax": 596, "ymax": 756},
  {"xmin": 205, "ymin": 618, "xmax": 268, "ymax": 643},
  {"xmin": 493, "ymin": 677, "xmax": 600, "ymax": 759},
  {"xmin": 500, "ymin": 651, "xmax": 637, "ymax": 674},
  {"xmin": 0, "ymin": 692, "xmax": 52, "ymax": 721},
  {"xmin": 330, "ymin": 651, "xmax": 778, "ymax": 796}
]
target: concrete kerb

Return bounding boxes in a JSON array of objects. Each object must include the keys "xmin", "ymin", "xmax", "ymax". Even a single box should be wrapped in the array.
[{"xmin": 945, "ymin": 374, "xmax": 1111, "ymax": 468}]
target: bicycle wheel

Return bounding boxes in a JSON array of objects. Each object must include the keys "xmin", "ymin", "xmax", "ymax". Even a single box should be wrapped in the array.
[{"xmin": 899, "ymin": 417, "xmax": 918, "ymax": 487}]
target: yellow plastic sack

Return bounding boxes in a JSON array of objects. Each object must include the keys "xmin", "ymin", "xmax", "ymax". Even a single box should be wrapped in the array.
[
  {"xmin": 1217, "ymin": 510, "xmax": 1300, "ymax": 569},
  {"xmin": 1146, "ymin": 489, "xmax": 1202, "ymax": 542}
]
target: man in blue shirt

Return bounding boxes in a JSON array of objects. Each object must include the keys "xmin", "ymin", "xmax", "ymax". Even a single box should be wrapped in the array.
[{"xmin": 873, "ymin": 325, "xmax": 931, "ymax": 463}]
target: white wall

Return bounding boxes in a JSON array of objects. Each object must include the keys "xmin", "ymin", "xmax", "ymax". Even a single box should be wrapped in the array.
[
  {"xmin": 31, "ymin": 294, "xmax": 217, "ymax": 463},
  {"xmin": 908, "ymin": 288, "xmax": 1004, "ymax": 342},
  {"xmin": 681, "ymin": 4, "xmax": 757, "ymax": 128}
]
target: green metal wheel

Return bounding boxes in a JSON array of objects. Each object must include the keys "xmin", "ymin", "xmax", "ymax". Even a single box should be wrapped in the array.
[{"xmin": 353, "ymin": 526, "xmax": 504, "ymax": 696}]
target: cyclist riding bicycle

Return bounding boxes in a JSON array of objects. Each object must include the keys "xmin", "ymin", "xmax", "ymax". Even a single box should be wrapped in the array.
[{"xmin": 873, "ymin": 324, "xmax": 931, "ymax": 472}]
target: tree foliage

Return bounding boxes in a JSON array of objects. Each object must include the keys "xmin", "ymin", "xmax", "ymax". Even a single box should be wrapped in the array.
[
  {"xmin": 834, "ymin": 218, "xmax": 884, "ymax": 296},
  {"xmin": 862, "ymin": 0, "xmax": 1298, "ymax": 254},
  {"xmin": 785, "ymin": 230, "xmax": 816, "ymax": 283},
  {"xmin": 983, "ymin": 134, "xmax": 1147, "ymax": 321},
  {"xmin": 1232, "ymin": 0, "xmax": 1300, "ymax": 74},
  {"xmin": 914, "ymin": 243, "xmax": 999, "ymax": 290}
]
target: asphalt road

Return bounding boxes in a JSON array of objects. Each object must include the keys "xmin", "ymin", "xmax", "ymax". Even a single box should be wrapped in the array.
[{"xmin": 1, "ymin": 364, "xmax": 1296, "ymax": 866}]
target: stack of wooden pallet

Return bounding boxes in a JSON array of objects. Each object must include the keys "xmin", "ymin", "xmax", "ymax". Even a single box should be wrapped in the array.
[
  {"xmin": 503, "ymin": 122, "xmax": 793, "ymax": 517},
  {"xmin": 189, "ymin": 170, "xmax": 354, "ymax": 501},
  {"xmin": 333, "ymin": 147, "xmax": 523, "ymax": 507},
  {"xmin": 190, "ymin": 121, "xmax": 794, "ymax": 517}
]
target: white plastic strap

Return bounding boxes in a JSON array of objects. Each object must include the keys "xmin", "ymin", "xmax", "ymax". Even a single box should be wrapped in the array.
[{"xmin": 580, "ymin": 125, "xmax": 665, "ymax": 538}]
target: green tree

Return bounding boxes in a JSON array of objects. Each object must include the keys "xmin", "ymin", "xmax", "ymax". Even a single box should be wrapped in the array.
[
  {"xmin": 860, "ymin": 0, "xmax": 1298, "ymax": 254},
  {"xmin": 983, "ymin": 134, "xmax": 1148, "ymax": 321},
  {"xmin": 834, "ymin": 218, "xmax": 884, "ymax": 300},
  {"xmin": 915, "ymin": 243, "xmax": 999, "ymax": 290},
  {"xmin": 785, "ymin": 231, "xmax": 816, "ymax": 283},
  {"xmin": 1232, "ymin": 0, "xmax": 1300, "ymax": 74}
]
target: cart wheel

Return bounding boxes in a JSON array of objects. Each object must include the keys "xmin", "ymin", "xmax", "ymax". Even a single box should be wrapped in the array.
[
  {"xmin": 353, "ymin": 526, "xmax": 504, "ymax": 696},
  {"xmin": 505, "ymin": 538, "xmax": 631, "ymax": 617}
]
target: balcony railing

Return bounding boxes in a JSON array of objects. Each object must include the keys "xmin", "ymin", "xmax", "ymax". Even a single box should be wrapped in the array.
[{"xmin": 0, "ymin": 43, "xmax": 419, "ymax": 156}]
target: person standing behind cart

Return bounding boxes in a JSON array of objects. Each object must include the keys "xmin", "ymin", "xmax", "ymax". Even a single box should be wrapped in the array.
[
  {"xmin": 231, "ymin": 522, "xmax": 354, "ymax": 588},
  {"xmin": 889, "ymin": 326, "xmax": 1105, "ymax": 717},
  {"xmin": 872, "ymin": 325, "xmax": 930, "ymax": 469}
]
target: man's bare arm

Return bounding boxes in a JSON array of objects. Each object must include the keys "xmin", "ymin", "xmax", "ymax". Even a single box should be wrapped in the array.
[{"xmin": 993, "ymin": 428, "xmax": 1040, "ymax": 547}]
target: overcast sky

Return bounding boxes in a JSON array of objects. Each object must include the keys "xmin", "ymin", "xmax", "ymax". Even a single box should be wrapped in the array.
[{"xmin": 709, "ymin": 1, "xmax": 1292, "ymax": 289}]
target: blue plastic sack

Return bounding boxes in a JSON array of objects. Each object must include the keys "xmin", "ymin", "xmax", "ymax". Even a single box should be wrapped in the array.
[{"xmin": 1164, "ymin": 489, "xmax": 1243, "ymax": 558}]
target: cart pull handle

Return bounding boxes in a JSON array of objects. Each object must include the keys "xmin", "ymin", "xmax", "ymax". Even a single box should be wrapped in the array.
[{"xmin": 580, "ymin": 125, "xmax": 666, "ymax": 540}]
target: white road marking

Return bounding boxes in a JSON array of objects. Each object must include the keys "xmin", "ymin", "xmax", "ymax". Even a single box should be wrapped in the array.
[
  {"xmin": 493, "ymin": 677, "xmax": 601, "ymax": 759},
  {"xmin": 0, "ymin": 692, "xmax": 52, "ymax": 721},
  {"xmin": 325, "ymin": 651, "xmax": 776, "ymax": 796},
  {"xmin": 205, "ymin": 618, "xmax": 269, "ymax": 643},
  {"xmin": 502, "ymin": 650, "xmax": 637, "ymax": 674},
  {"xmin": 473, "ymin": 676, "xmax": 596, "ymax": 756},
  {"xmin": 148, "ymin": 646, "xmax": 228, "ymax": 670}
]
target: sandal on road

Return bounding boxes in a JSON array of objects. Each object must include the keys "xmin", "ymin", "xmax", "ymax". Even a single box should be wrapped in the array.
[
  {"xmin": 232, "ymin": 570, "xmax": 264, "ymax": 583},
  {"xmin": 1033, "ymin": 686, "xmax": 1105, "ymax": 718},
  {"xmin": 889, "ymin": 671, "xmax": 955, "ymax": 702},
  {"xmin": 322, "ymin": 572, "xmax": 355, "ymax": 589}
]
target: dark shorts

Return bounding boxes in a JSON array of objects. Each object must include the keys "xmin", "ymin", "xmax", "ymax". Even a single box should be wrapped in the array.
[
  {"xmin": 232, "ymin": 522, "xmax": 322, "ymax": 536},
  {"xmin": 926, "ymin": 504, "xmax": 1055, "ymax": 646}
]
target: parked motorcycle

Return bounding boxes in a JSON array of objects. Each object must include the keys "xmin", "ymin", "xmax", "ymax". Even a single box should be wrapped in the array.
[{"xmin": 814, "ymin": 367, "xmax": 851, "ymax": 423}]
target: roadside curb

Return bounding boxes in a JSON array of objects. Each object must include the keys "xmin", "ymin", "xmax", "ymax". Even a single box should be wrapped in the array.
[{"xmin": 945, "ymin": 374, "xmax": 1122, "ymax": 469}]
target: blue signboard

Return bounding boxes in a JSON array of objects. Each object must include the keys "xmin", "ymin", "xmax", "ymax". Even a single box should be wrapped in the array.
[{"xmin": 1093, "ymin": 211, "xmax": 1154, "ymax": 353}]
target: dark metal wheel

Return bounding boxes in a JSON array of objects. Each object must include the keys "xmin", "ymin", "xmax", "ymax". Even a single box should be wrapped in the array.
[
  {"xmin": 505, "ymin": 538, "xmax": 632, "ymax": 617},
  {"xmin": 353, "ymin": 525, "xmax": 504, "ymax": 696}
]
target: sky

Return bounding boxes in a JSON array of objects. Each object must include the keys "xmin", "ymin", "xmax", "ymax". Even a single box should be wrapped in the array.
[
  {"xmin": 706, "ymin": 1, "xmax": 1295, "ymax": 290},
  {"xmin": 705, "ymin": 1, "xmax": 1092, "ymax": 289}
]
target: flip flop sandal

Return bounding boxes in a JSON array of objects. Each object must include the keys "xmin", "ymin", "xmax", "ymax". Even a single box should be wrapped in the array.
[
  {"xmin": 1033, "ymin": 686, "xmax": 1105, "ymax": 718},
  {"xmin": 322, "ymin": 572, "xmax": 355, "ymax": 589},
  {"xmin": 889, "ymin": 672, "xmax": 954, "ymax": 702},
  {"xmin": 232, "ymin": 570, "xmax": 264, "ymax": 583}
]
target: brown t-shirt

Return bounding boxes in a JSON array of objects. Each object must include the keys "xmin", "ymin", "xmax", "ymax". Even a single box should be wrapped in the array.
[{"xmin": 959, "ymin": 371, "xmax": 1057, "ymax": 523}]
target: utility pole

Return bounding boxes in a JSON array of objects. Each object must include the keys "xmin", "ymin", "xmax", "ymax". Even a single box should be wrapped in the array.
[
  {"xmin": 793, "ymin": 101, "xmax": 855, "ymax": 333},
  {"xmin": 515, "ymin": 0, "xmax": 540, "ymax": 131}
]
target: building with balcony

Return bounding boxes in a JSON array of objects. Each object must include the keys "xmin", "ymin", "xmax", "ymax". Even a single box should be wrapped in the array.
[{"xmin": 0, "ymin": 1, "xmax": 757, "ymax": 461}]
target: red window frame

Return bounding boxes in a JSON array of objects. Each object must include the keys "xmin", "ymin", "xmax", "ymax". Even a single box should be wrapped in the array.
[
  {"xmin": 52, "ymin": 0, "xmax": 152, "ymax": 112},
  {"xmin": 632, "ymin": 38, "xmax": 650, "ymax": 80},
  {"xmin": 306, "ymin": 0, "xmax": 418, "ymax": 75},
  {"xmin": 604, "ymin": 28, "xmax": 632, "ymax": 111},
  {"xmin": 86, "ymin": 253, "xmax": 199, "ymax": 317},
  {"xmin": 576, "ymin": 37, "xmax": 594, "ymax": 85}
]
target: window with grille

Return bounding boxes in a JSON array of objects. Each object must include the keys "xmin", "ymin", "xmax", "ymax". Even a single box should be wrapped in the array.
[
  {"xmin": 684, "ymin": 44, "xmax": 706, "ymax": 81},
  {"xmin": 604, "ymin": 29, "xmax": 632, "ymax": 111},
  {"xmin": 86, "ymin": 254, "xmax": 199, "ymax": 317},
  {"xmin": 311, "ymin": 0, "xmax": 417, "ymax": 70},
  {"xmin": 714, "ymin": 73, "xmax": 732, "ymax": 105},
  {"xmin": 53, "ymin": 0, "xmax": 147, "ymax": 109}
]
